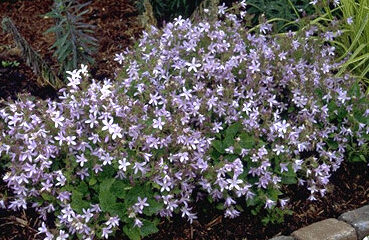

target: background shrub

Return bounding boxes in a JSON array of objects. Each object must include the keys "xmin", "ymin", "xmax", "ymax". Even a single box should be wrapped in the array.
[
  {"xmin": 44, "ymin": 0, "xmax": 98, "ymax": 76},
  {"xmin": 136, "ymin": 0, "xmax": 204, "ymax": 24}
]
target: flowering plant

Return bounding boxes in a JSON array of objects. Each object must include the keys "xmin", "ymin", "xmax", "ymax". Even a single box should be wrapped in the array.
[{"xmin": 1, "ymin": 2, "xmax": 368, "ymax": 239}]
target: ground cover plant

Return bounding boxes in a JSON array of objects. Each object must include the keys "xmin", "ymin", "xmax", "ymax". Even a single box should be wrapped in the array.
[{"xmin": 0, "ymin": 1, "xmax": 368, "ymax": 240}]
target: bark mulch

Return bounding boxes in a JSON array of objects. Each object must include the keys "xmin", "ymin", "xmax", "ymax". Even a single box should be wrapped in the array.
[{"xmin": 1, "ymin": 1, "xmax": 369, "ymax": 240}]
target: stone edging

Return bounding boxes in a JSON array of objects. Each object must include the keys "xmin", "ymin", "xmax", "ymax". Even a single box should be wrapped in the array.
[{"xmin": 269, "ymin": 205, "xmax": 369, "ymax": 240}]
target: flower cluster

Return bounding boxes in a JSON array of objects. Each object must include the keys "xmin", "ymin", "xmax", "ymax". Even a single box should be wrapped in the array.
[{"xmin": 1, "ymin": 3, "xmax": 368, "ymax": 239}]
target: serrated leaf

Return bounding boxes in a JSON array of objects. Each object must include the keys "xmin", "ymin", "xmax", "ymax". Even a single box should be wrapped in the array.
[
  {"xmin": 97, "ymin": 165, "xmax": 115, "ymax": 181},
  {"xmin": 246, "ymin": 196, "xmax": 259, "ymax": 207},
  {"xmin": 267, "ymin": 188, "xmax": 283, "ymax": 200},
  {"xmin": 88, "ymin": 177, "xmax": 97, "ymax": 186},
  {"xmin": 125, "ymin": 184, "xmax": 150, "ymax": 206},
  {"xmin": 41, "ymin": 192, "xmax": 55, "ymax": 202},
  {"xmin": 281, "ymin": 175, "xmax": 297, "ymax": 184},
  {"xmin": 71, "ymin": 190, "xmax": 90, "ymax": 213},
  {"xmin": 111, "ymin": 180, "xmax": 129, "ymax": 199},
  {"xmin": 99, "ymin": 178, "xmax": 116, "ymax": 211},
  {"xmin": 216, "ymin": 203, "xmax": 224, "ymax": 210},
  {"xmin": 350, "ymin": 153, "xmax": 367, "ymax": 163},
  {"xmin": 143, "ymin": 199, "xmax": 163, "ymax": 216},
  {"xmin": 77, "ymin": 181, "xmax": 88, "ymax": 194},
  {"xmin": 225, "ymin": 122, "xmax": 242, "ymax": 139},
  {"xmin": 326, "ymin": 139, "xmax": 338, "ymax": 150},
  {"xmin": 140, "ymin": 220, "xmax": 159, "ymax": 237},
  {"xmin": 123, "ymin": 225, "xmax": 141, "ymax": 240},
  {"xmin": 108, "ymin": 202, "xmax": 126, "ymax": 219},
  {"xmin": 239, "ymin": 132, "xmax": 255, "ymax": 149},
  {"xmin": 223, "ymin": 136, "xmax": 234, "ymax": 148},
  {"xmin": 212, "ymin": 140, "xmax": 225, "ymax": 154}
]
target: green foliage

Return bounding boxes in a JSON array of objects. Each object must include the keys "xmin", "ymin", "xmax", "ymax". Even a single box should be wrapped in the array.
[
  {"xmin": 44, "ymin": 0, "xmax": 97, "ymax": 75},
  {"xmin": 136, "ymin": 0, "xmax": 204, "ymax": 23},
  {"xmin": 331, "ymin": 81, "xmax": 369, "ymax": 163},
  {"xmin": 1, "ymin": 60, "xmax": 19, "ymax": 68},
  {"xmin": 245, "ymin": 0, "xmax": 315, "ymax": 32},
  {"xmin": 210, "ymin": 122, "xmax": 295, "ymax": 223}
]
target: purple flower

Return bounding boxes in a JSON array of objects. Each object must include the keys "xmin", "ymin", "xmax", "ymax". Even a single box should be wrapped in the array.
[
  {"xmin": 152, "ymin": 118, "xmax": 165, "ymax": 130},
  {"xmin": 264, "ymin": 198, "xmax": 276, "ymax": 209},
  {"xmin": 56, "ymin": 230, "xmax": 69, "ymax": 240},
  {"xmin": 114, "ymin": 53, "xmax": 125, "ymax": 64},
  {"xmin": 106, "ymin": 216, "xmax": 120, "ymax": 228},
  {"xmin": 185, "ymin": 57, "xmax": 201, "ymax": 73},
  {"xmin": 134, "ymin": 218, "xmax": 143, "ymax": 228},
  {"xmin": 76, "ymin": 154, "xmax": 88, "ymax": 167},
  {"xmin": 101, "ymin": 227, "xmax": 112, "ymax": 239},
  {"xmin": 248, "ymin": 60, "xmax": 260, "ymax": 73},
  {"xmin": 118, "ymin": 158, "xmax": 131, "ymax": 172}
]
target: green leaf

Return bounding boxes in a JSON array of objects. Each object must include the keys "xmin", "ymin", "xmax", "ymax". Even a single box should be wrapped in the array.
[
  {"xmin": 41, "ymin": 192, "xmax": 55, "ymax": 202},
  {"xmin": 223, "ymin": 136, "xmax": 234, "ymax": 148},
  {"xmin": 143, "ymin": 199, "xmax": 163, "ymax": 216},
  {"xmin": 123, "ymin": 225, "xmax": 141, "ymax": 240},
  {"xmin": 97, "ymin": 165, "xmax": 115, "ymax": 181},
  {"xmin": 225, "ymin": 122, "xmax": 242, "ymax": 139},
  {"xmin": 111, "ymin": 180, "xmax": 129, "ymax": 199},
  {"xmin": 216, "ymin": 203, "xmax": 224, "ymax": 210},
  {"xmin": 212, "ymin": 140, "xmax": 225, "ymax": 154},
  {"xmin": 239, "ymin": 132, "xmax": 255, "ymax": 149},
  {"xmin": 140, "ymin": 220, "xmax": 159, "ymax": 237},
  {"xmin": 88, "ymin": 177, "xmax": 97, "ymax": 186},
  {"xmin": 210, "ymin": 148, "xmax": 221, "ymax": 163},
  {"xmin": 246, "ymin": 195, "xmax": 259, "ymax": 207},
  {"xmin": 108, "ymin": 202, "xmax": 126, "ymax": 219},
  {"xmin": 267, "ymin": 187, "xmax": 283, "ymax": 200},
  {"xmin": 77, "ymin": 181, "xmax": 88, "ymax": 194},
  {"xmin": 224, "ymin": 154, "xmax": 238, "ymax": 162},
  {"xmin": 125, "ymin": 184, "xmax": 150, "ymax": 206},
  {"xmin": 52, "ymin": 32, "xmax": 69, "ymax": 50},
  {"xmin": 71, "ymin": 190, "xmax": 90, "ymax": 213},
  {"xmin": 99, "ymin": 178, "xmax": 116, "ymax": 211},
  {"xmin": 350, "ymin": 153, "xmax": 367, "ymax": 163},
  {"xmin": 281, "ymin": 175, "xmax": 297, "ymax": 184},
  {"xmin": 326, "ymin": 139, "xmax": 338, "ymax": 150}
]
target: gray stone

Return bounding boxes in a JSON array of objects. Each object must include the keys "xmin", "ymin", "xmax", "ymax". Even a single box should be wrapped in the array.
[
  {"xmin": 269, "ymin": 236, "xmax": 295, "ymax": 240},
  {"xmin": 339, "ymin": 205, "xmax": 369, "ymax": 240},
  {"xmin": 291, "ymin": 218, "xmax": 357, "ymax": 240}
]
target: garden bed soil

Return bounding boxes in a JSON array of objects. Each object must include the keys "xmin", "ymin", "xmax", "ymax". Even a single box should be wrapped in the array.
[{"xmin": 1, "ymin": 1, "xmax": 369, "ymax": 240}]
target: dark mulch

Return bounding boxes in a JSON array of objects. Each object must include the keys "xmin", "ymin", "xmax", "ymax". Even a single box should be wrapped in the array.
[{"xmin": 1, "ymin": 1, "xmax": 369, "ymax": 240}]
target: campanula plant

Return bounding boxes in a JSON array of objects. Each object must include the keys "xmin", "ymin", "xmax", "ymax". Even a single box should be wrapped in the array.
[{"xmin": 0, "ymin": 2, "xmax": 368, "ymax": 240}]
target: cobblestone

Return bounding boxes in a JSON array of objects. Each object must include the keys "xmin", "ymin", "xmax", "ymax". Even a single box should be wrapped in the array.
[
  {"xmin": 339, "ymin": 205, "xmax": 369, "ymax": 240},
  {"xmin": 291, "ymin": 218, "xmax": 357, "ymax": 240}
]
